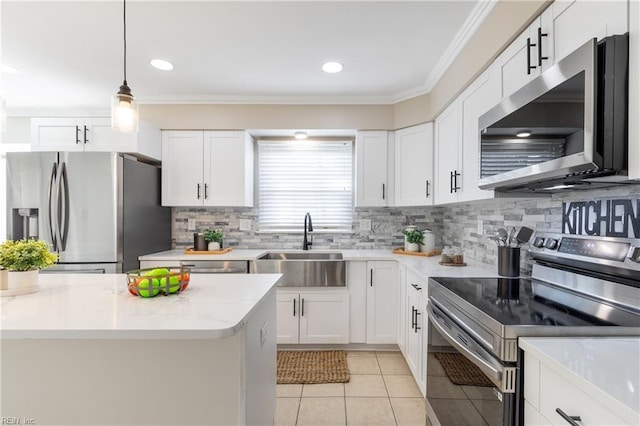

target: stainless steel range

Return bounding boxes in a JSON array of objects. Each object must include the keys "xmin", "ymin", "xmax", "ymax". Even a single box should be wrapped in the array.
[{"xmin": 426, "ymin": 232, "xmax": 640, "ymax": 426}]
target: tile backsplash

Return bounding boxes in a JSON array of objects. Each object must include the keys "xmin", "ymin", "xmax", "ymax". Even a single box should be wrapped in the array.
[{"xmin": 172, "ymin": 183, "xmax": 640, "ymax": 276}]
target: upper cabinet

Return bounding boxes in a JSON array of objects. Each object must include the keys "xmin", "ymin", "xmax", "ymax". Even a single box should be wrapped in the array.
[
  {"xmin": 162, "ymin": 130, "xmax": 254, "ymax": 207},
  {"xmin": 434, "ymin": 64, "xmax": 500, "ymax": 205},
  {"xmin": 355, "ymin": 130, "xmax": 393, "ymax": 207},
  {"xmin": 394, "ymin": 123, "xmax": 434, "ymax": 206},
  {"xmin": 31, "ymin": 117, "xmax": 161, "ymax": 160}
]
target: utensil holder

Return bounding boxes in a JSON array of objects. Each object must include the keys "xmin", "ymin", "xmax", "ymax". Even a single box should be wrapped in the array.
[
  {"xmin": 193, "ymin": 233, "xmax": 207, "ymax": 251},
  {"xmin": 498, "ymin": 247, "xmax": 520, "ymax": 277}
]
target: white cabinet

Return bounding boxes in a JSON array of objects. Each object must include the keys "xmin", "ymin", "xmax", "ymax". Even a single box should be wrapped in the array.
[
  {"xmin": 397, "ymin": 264, "xmax": 407, "ymax": 355},
  {"xmin": 31, "ymin": 118, "xmax": 161, "ymax": 159},
  {"xmin": 347, "ymin": 261, "xmax": 368, "ymax": 344},
  {"xmin": 276, "ymin": 289, "xmax": 349, "ymax": 344},
  {"xmin": 404, "ymin": 269, "xmax": 427, "ymax": 395},
  {"xmin": 161, "ymin": 130, "xmax": 254, "ymax": 207},
  {"xmin": 394, "ymin": 123, "xmax": 434, "ymax": 206},
  {"xmin": 366, "ymin": 261, "xmax": 398, "ymax": 344},
  {"xmin": 355, "ymin": 130, "xmax": 392, "ymax": 207},
  {"xmin": 434, "ymin": 64, "xmax": 500, "ymax": 205}
]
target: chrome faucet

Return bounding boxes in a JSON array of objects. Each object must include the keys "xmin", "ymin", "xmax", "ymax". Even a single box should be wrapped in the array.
[{"xmin": 303, "ymin": 212, "xmax": 313, "ymax": 250}]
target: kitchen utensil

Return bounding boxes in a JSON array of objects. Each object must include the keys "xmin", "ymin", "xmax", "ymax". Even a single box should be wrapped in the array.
[
  {"xmin": 509, "ymin": 227, "xmax": 517, "ymax": 247},
  {"xmin": 487, "ymin": 235, "xmax": 502, "ymax": 246},
  {"xmin": 515, "ymin": 226, "xmax": 534, "ymax": 247},
  {"xmin": 497, "ymin": 228, "xmax": 508, "ymax": 246}
]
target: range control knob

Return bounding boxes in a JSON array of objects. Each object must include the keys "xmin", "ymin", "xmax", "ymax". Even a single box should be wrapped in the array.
[
  {"xmin": 544, "ymin": 238, "xmax": 558, "ymax": 250},
  {"xmin": 628, "ymin": 247, "xmax": 640, "ymax": 263},
  {"xmin": 533, "ymin": 237, "xmax": 545, "ymax": 248}
]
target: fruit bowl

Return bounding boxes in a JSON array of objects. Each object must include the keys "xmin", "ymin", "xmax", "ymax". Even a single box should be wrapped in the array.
[{"xmin": 126, "ymin": 266, "xmax": 191, "ymax": 297}]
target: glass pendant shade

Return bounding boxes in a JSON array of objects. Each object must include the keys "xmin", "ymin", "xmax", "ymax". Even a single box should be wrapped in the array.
[{"xmin": 111, "ymin": 82, "xmax": 138, "ymax": 133}]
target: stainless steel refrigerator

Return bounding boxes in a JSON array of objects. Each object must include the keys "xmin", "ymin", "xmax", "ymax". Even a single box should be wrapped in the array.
[{"xmin": 6, "ymin": 152, "xmax": 172, "ymax": 273}]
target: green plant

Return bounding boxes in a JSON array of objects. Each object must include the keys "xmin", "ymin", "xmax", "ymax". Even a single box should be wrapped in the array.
[
  {"xmin": 0, "ymin": 239, "xmax": 58, "ymax": 272},
  {"xmin": 402, "ymin": 228, "xmax": 424, "ymax": 245},
  {"xmin": 202, "ymin": 228, "xmax": 224, "ymax": 243}
]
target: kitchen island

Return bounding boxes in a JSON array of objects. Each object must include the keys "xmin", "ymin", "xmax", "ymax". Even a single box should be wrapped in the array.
[{"xmin": 1, "ymin": 273, "xmax": 281, "ymax": 425}]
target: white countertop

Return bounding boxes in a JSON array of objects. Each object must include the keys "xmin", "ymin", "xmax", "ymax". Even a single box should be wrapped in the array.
[
  {"xmin": 0, "ymin": 273, "xmax": 281, "ymax": 340},
  {"xmin": 139, "ymin": 249, "xmax": 268, "ymax": 261},
  {"xmin": 520, "ymin": 337, "xmax": 640, "ymax": 420}
]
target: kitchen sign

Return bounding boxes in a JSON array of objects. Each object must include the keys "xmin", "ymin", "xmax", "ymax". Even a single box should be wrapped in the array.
[{"xmin": 563, "ymin": 199, "xmax": 640, "ymax": 238}]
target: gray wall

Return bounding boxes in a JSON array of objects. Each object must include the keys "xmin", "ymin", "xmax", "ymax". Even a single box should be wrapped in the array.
[{"xmin": 172, "ymin": 184, "xmax": 640, "ymax": 276}]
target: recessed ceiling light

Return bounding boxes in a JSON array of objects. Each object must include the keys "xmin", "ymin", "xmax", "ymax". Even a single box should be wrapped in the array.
[
  {"xmin": 322, "ymin": 62, "xmax": 343, "ymax": 74},
  {"xmin": 294, "ymin": 131, "xmax": 308, "ymax": 140},
  {"xmin": 516, "ymin": 131, "xmax": 531, "ymax": 138},
  {"xmin": 1, "ymin": 64, "xmax": 19, "ymax": 74},
  {"xmin": 150, "ymin": 59, "xmax": 174, "ymax": 71}
]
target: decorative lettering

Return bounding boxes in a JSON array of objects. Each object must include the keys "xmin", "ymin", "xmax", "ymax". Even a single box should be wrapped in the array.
[{"xmin": 562, "ymin": 199, "xmax": 640, "ymax": 238}]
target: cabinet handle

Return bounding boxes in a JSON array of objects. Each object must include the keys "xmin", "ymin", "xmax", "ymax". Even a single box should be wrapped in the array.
[
  {"xmin": 537, "ymin": 27, "xmax": 548, "ymax": 66},
  {"xmin": 75, "ymin": 126, "xmax": 81, "ymax": 144},
  {"xmin": 425, "ymin": 180, "xmax": 430, "ymax": 198},
  {"xmin": 301, "ymin": 298, "xmax": 305, "ymax": 317},
  {"xmin": 411, "ymin": 283, "xmax": 422, "ymax": 291},
  {"xmin": 453, "ymin": 170, "xmax": 461, "ymax": 193},
  {"xmin": 204, "ymin": 183, "xmax": 208, "ymax": 199},
  {"xmin": 527, "ymin": 37, "xmax": 537, "ymax": 74},
  {"xmin": 293, "ymin": 298, "xmax": 296, "ymax": 317},
  {"xmin": 83, "ymin": 125, "xmax": 89, "ymax": 144},
  {"xmin": 555, "ymin": 408, "xmax": 582, "ymax": 426},
  {"xmin": 415, "ymin": 310, "xmax": 421, "ymax": 333},
  {"xmin": 382, "ymin": 183, "xmax": 385, "ymax": 200},
  {"xmin": 411, "ymin": 307, "xmax": 416, "ymax": 330},
  {"xmin": 197, "ymin": 183, "xmax": 201, "ymax": 199},
  {"xmin": 370, "ymin": 269, "xmax": 373, "ymax": 287},
  {"xmin": 450, "ymin": 171, "xmax": 455, "ymax": 194}
]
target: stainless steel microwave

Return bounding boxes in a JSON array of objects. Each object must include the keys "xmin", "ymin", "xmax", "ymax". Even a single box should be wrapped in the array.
[{"xmin": 478, "ymin": 33, "xmax": 629, "ymax": 192}]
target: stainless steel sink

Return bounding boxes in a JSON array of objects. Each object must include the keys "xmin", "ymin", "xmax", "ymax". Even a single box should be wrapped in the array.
[{"xmin": 251, "ymin": 251, "xmax": 345, "ymax": 287}]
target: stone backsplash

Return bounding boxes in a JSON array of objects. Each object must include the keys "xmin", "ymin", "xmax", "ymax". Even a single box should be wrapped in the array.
[{"xmin": 172, "ymin": 183, "xmax": 640, "ymax": 276}]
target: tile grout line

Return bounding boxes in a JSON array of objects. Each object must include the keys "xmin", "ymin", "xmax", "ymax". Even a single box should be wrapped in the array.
[{"xmin": 376, "ymin": 352, "xmax": 400, "ymax": 426}]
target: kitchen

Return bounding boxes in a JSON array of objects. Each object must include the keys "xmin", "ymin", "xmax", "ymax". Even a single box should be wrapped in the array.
[{"xmin": 1, "ymin": 1, "xmax": 639, "ymax": 426}]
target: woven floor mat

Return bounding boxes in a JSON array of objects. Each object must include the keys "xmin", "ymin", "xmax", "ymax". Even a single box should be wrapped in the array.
[
  {"xmin": 277, "ymin": 350, "xmax": 350, "ymax": 384},
  {"xmin": 433, "ymin": 352, "xmax": 494, "ymax": 387}
]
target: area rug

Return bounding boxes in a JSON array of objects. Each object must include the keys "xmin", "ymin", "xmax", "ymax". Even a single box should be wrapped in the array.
[
  {"xmin": 433, "ymin": 352, "xmax": 494, "ymax": 387},
  {"xmin": 277, "ymin": 350, "xmax": 350, "ymax": 384}
]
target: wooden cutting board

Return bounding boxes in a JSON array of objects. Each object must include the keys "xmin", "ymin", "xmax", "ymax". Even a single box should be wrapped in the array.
[
  {"xmin": 184, "ymin": 247, "xmax": 233, "ymax": 255},
  {"xmin": 392, "ymin": 247, "xmax": 442, "ymax": 257}
]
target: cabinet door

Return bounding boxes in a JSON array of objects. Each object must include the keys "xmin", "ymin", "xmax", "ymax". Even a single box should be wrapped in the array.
[
  {"xmin": 458, "ymin": 64, "xmax": 500, "ymax": 203},
  {"xmin": 31, "ymin": 118, "xmax": 84, "ymax": 152},
  {"xmin": 405, "ymin": 288, "xmax": 423, "ymax": 383},
  {"xmin": 84, "ymin": 118, "xmax": 136, "ymax": 152},
  {"xmin": 161, "ymin": 131, "xmax": 204, "ymax": 206},
  {"xmin": 355, "ymin": 131, "xmax": 389, "ymax": 207},
  {"xmin": 276, "ymin": 292, "xmax": 299, "ymax": 344},
  {"xmin": 204, "ymin": 131, "xmax": 254, "ymax": 207},
  {"xmin": 298, "ymin": 291, "xmax": 349, "ymax": 344},
  {"xmin": 497, "ymin": 18, "xmax": 542, "ymax": 100},
  {"xmin": 394, "ymin": 123, "xmax": 434, "ymax": 206},
  {"xmin": 347, "ymin": 261, "xmax": 368, "ymax": 344},
  {"xmin": 366, "ymin": 261, "xmax": 398, "ymax": 344},
  {"xmin": 397, "ymin": 265, "xmax": 407, "ymax": 355},
  {"xmin": 548, "ymin": 0, "xmax": 627, "ymax": 66},
  {"xmin": 434, "ymin": 102, "xmax": 461, "ymax": 205}
]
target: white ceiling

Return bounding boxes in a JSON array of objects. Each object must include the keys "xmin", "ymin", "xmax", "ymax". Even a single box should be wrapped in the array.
[{"xmin": 1, "ymin": 0, "xmax": 487, "ymax": 110}]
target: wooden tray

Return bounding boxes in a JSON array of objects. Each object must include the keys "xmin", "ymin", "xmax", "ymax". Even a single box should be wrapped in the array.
[
  {"xmin": 393, "ymin": 248, "xmax": 442, "ymax": 257},
  {"xmin": 438, "ymin": 261, "xmax": 467, "ymax": 267},
  {"xmin": 184, "ymin": 247, "xmax": 233, "ymax": 255}
]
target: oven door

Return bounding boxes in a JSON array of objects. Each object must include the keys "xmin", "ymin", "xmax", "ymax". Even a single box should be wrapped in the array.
[{"xmin": 426, "ymin": 300, "xmax": 517, "ymax": 426}]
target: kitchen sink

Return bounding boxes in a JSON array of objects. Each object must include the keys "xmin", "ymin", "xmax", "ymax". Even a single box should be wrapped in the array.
[{"xmin": 251, "ymin": 251, "xmax": 345, "ymax": 287}]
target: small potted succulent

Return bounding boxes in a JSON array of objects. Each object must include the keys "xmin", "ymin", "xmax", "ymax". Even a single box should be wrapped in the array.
[
  {"xmin": 203, "ymin": 228, "xmax": 224, "ymax": 251},
  {"xmin": 0, "ymin": 239, "xmax": 58, "ymax": 295},
  {"xmin": 402, "ymin": 228, "xmax": 424, "ymax": 252}
]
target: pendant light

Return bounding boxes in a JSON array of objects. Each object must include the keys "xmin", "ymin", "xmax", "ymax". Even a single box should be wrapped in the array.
[{"xmin": 111, "ymin": 0, "xmax": 138, "ymax": 133}]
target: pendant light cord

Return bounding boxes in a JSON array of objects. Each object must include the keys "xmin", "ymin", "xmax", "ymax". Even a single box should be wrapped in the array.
[{"xmin": 123, "ymin": 0, "xmax": 127, "ymax": 83}]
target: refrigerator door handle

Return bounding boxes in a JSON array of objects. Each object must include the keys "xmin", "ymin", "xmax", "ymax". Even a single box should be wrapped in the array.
[
  {"xmin": 58, "ymin": 162, "xmax": 70, "ymax": 251},
  {"xmin": 48, "ymin": 162, "xmax": 58, "ymax": 251}
]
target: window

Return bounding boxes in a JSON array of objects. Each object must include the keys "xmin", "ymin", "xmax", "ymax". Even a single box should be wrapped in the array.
[{"xmin": 258, "ymin": 140, "xmax": 353, "ymax": 232}]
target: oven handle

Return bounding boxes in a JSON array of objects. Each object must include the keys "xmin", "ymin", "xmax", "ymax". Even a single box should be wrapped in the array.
[
  {"xmin": 427, "ymin": 301, "xmax": 516, "ymax": 393},
  {"xmin": 430, "ymin": 297, "xmax": 495, "ymax": 353}
]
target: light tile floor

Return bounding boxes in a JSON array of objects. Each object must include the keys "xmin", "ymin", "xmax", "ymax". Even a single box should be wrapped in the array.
[{"xmin": 276, "ymin": 351, "xmax": 428, "ymax": 426}]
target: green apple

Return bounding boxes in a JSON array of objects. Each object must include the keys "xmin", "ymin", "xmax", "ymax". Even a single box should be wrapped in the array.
[
  {"xmin": 167, "ymin": 275, "xmax": 181, "ymax": 294},
  {"xmin": 136, "ymin": 278, "xmax": 159, "ymax": 298},
  {"xmin": 145, "ymin": 268, "xmax": 170, "ymax": 293}
]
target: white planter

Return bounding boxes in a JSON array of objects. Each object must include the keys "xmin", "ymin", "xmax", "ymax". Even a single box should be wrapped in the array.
[
  {"xmin": 208, "ymin": 242, "xmax": 221, "ymax": 251},
  {"xmin": 1, "ymin": 269, "xmax": 40, "ymax": 297},
  {"xmin": 406, "ymin": 243, "xmax": 420, "ymax": 252}
]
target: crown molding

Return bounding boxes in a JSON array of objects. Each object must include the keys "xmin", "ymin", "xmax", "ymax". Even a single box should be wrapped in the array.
[{"xmin": 138, "ymin": 94, "xmax": 397, "ymax": 105}]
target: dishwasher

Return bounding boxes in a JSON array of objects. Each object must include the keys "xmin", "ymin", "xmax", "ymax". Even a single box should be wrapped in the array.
[{"xmin": 179, "ymin": 260, "xmax": 249, "ymax": 274}]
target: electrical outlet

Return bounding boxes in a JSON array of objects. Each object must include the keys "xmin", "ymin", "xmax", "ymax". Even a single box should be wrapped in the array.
[
  {"xmin": 239, "ymin": 219, "xmax": 252, "ymax": 231},
  {"xmin": 477, "ymin": 219, "xmax": 483, "ymax": 235},
  {"xmin": 187, "ymin": 218, "xmax": 196, "ymax": 231},
  {"xmin": 360, "ymin": 219, "xmax": 372, "ymax": 231}
]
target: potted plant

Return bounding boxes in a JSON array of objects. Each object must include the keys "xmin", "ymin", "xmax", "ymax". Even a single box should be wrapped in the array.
[
  {"xmin": 203, "ymin": 228, "xmax": 224, "ymax": 251},
  {"xmin": 402, "ymin": 228, "xmax": 424, "ymax": 252},
  {"xmin": 0, "ymin": 239, "xmax": 58, "ymax": 295}
]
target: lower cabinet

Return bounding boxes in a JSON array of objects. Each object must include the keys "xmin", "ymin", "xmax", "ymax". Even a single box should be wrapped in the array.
[
  {"xmin": 276, "ymin": 289, "xmax": 349, "ymax": 344},
  {"xmin": 366, "ymin": 261, "xmax": 399, "ymax": 344},
  {"xmin": 404, "ymin": 269, "xmax": 427, "ymax": 395},
  {"xmin": 397, "ymin": 265, "xmax": 408, "ymax": 355}
]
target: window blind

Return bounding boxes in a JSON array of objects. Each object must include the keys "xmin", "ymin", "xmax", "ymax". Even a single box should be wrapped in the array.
[{"xmin": 258, "ymin": 140, "xmax": 353, "ymax": 232}]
